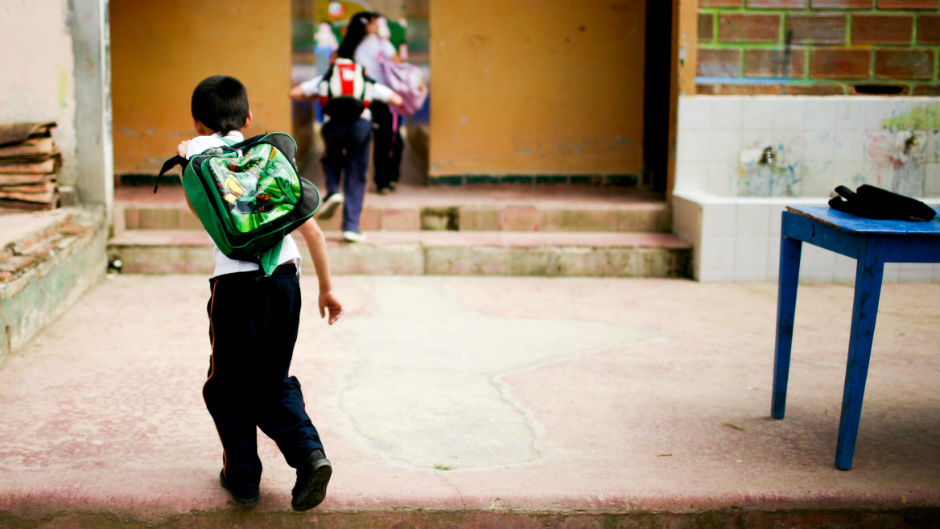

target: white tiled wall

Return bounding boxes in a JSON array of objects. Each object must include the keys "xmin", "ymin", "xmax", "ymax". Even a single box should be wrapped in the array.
[
  {"xmin": 673, "ymin": 191, "xmax": 940, "ymax": 283},
  {"xmin": 673, "ymin": 95, "xmax": 940, "ymax": 284},
  {"xmin": 676, "ymin": 96, "xmax": 940, "ymax": 199}
]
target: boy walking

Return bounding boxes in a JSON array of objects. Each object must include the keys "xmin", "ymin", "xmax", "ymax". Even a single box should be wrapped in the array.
[{"xmin": 177, "ymin": 75, "xmax": 342, "ymax": 510}]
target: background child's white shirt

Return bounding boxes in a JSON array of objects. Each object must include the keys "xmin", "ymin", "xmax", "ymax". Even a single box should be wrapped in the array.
[
  {"xmin": 297, "ymin": 60, "xmax": 398, "ymax": 123},
  {"xmin": 184, "ymin": 131, "xmax": 302, "ymax": 278},
  {"xmin": 298, "ymin": 75, "xmax": 396, "ymax": 103},
  {"xmin": 354, "ymin": 35, "xmax": 396, "ymax": 85}
]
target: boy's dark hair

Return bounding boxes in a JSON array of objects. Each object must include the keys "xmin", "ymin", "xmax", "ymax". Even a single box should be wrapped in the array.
[{"xmin": 191, "ymin": 75, "xmax": 250, "ymax": 135}]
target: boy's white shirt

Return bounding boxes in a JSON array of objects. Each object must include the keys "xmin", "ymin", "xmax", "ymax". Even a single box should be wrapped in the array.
[{"xmin": 185, "ymin": 130, "xmax": 302, "ymax": 278}]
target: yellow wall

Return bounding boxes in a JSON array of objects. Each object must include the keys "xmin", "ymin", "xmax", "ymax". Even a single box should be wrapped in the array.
[
  {"xmin": 429, "ymin": 0, "xmax": 646, "ymax": 177},
  {"xmin": 677, "ymin": 0, "xmax": 698, "ymax": 97},
  {"xmin": 110, "ymin": 0, "xmax": 292, "ymax": 175}
]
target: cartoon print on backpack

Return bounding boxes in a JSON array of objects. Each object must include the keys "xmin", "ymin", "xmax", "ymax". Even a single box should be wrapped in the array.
[
  {"xmin": 207, "ymin": 142, "xmax": 304, "ymax": 233},
  {"xmin": 159, "ymin": 131, "xmax": 321, "ymax": 272}
]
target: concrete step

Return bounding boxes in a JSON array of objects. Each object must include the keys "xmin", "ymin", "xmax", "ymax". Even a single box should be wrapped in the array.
[
  {"xmin": 0, "ymin": 206, "xmax": 107, "ymax": 363},
  {"xmin": 108, "ymin": 229, "xmax": 692, "ymax": 277},
  {"xmin": 0, "ymin": 209, "xmax": 76, "ymax": 277},
  {"xmin": 0, "ymin": 207, "xmax": 101, "ymax": 282},
  {"xmin": 4, "ymin": 505, "xmax": 935, "ymax": 528},
  {"xmin": 121, "ymin": 184, "xmax": 673, "ymax": 233}
]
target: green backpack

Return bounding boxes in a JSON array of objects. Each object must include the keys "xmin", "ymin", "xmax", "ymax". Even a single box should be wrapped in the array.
[{"xmin": 157, "ymin": 132, "xmax": 321, "ymax": 275}]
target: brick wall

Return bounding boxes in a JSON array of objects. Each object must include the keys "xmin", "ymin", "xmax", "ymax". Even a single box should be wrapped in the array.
[{"xmin": 696, "ymin": 0, "xmax": 940, "ymax": 95}]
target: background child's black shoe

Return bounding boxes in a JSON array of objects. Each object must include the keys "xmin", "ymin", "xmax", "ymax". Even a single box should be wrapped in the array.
[
  {"xmin": 291, "ymin": 450, "xmax": 332, "ymax": 511},
  {"xmin": 219, "ymin": 470, "xmax": 259, "ymax": 508}
]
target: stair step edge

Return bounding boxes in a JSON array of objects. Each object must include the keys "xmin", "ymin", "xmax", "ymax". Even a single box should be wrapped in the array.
[{"xmin": 109, "ymin": 230, "xmax": 691, "ymax": 249}]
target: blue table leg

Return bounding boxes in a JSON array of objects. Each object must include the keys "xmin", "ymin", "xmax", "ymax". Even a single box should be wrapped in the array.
[
  {"xmin": 772, "ymin": 232, "xmax": 802, "ymax": 420},
  {"xmin": 834, "ymin": 252, "xmax": 885, "ymax": 470}
]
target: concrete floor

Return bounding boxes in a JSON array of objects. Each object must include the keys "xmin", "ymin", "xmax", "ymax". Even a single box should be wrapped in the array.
[{"xmin": 0, "ymin": 274, "xmax": 936, "ymax": 527}]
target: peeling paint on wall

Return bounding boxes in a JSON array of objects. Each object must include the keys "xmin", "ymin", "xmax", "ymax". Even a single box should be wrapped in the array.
[
  {"xmin": 57, "ymin": 65, "xmax": 69, "ymax": 109},
  {"xmin": 880, "ymin": 104, "xmax": 940, "ymax": 132},
  {"xmin": 863, "ymin": 103, "xmax": 940, "ymax": 197},
  {"xmin": 866, "ymin": 130, "xmax": 934, "ymax": 197},
  {"xmin": 677, "ymin": 97, "xmax": 939, "ymax": 199},
  {"xmin": 737, "ymin": 141, "xmax": 801, "ymax": 197}
]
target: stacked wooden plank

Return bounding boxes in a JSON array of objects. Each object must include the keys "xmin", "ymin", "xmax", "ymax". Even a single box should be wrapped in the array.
[{"xmin": 0, "ymin": 122, "xmax": 60, "ymax": 211}]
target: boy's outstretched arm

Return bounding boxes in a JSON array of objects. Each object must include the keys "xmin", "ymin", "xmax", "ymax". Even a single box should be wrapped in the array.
[{"xmin": 297, "ymin": 218, "xmax": 343, "ymax": 325}]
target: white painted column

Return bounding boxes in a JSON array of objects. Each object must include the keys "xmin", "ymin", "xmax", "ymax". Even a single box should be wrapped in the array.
[{"xmin": 69, "ymin": 0, "xmax": 113, "ymax": 223}]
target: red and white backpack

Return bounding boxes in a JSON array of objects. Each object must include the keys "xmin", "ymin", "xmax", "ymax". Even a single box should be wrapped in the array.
[{"xmin": 317, "ymin": 58, "xmax": 374, "ymax": 123}]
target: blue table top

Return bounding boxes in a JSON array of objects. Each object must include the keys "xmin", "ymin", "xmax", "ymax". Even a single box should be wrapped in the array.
[{"xmin": 787, "ymin": 206, "xmax": 940, "ymax": 236}]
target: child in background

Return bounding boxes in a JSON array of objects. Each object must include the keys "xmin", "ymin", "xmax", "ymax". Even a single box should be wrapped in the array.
[
  {"xmin": 290, "ymin": 57, "xmax": 402, "ymax": 242},
  {"xmin": 337, "ymin": 11, "xmax": 404, "ymax": 195}
]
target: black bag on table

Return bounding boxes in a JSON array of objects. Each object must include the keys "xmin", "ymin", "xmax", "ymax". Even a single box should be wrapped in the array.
[{"xmin": 828, "ymin": 184, "xmax": 936, "ymax": 222}]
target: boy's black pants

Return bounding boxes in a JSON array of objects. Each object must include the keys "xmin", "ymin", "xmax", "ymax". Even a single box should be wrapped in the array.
[{"xmin": 203, "ymin": 264, "xmax": 323, "ymax": 496}]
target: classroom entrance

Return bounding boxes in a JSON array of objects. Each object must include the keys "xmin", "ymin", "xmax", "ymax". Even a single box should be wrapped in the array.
[{"xmin": 108, "ymin": 0, "xmax": 674, "ymax": 195}]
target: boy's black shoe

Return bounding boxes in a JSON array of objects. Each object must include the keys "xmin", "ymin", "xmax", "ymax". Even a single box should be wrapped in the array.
[
  {"xmin": 291, "ymin": 450, "xmax": 332, "ymax": 511},
  {"xmin": 219, "ymin": 470, "xmax": 259, "ymax": 508}
]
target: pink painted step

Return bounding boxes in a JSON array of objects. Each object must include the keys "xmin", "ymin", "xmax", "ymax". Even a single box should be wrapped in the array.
[
  {"xmin": 117, "ymin": 185, "xmax": 672, "ymax": 233},
  {"xmin": 109, "ymin": 229, "xmax": 691, "ymax": 277}
]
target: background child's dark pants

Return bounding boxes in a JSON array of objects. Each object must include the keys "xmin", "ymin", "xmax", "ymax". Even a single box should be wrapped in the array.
[
  {"xmin": 320, "ymin": 117, "xmax": 372, "ymax": 232},
  {"xmin": 370, "ymin": 102, "xmax": 403, "ymax": 191},
  {"xmin": 203, "ymin": 263, "xmax": 324, "ymax": 496}
]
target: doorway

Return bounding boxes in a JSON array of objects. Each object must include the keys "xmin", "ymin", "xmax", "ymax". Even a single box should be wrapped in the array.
[
  {"xmin": 643, "ymin": 0, "xmax": 674, "ymax": 193},
  {"xmin": 290, "ymin": 0, "xmax": 431, "ymax": 186}
]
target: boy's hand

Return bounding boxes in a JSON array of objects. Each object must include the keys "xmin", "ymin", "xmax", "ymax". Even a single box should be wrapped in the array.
[
  {"xmin": 389, "ymin": 92, "xmax": 404, "ymax": 108},
  {"xmin": 177, "ymin": 140, "xmax": 191, "ymax": 158},
  {"xmin": 318, "ymin": 291, "xmax": 343, "ymax": 325}
]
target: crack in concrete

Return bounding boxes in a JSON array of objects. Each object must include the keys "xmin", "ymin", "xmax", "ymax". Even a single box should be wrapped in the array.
[{"xmin": 329, "ymin": 277, "xmax": 661, "ymax": 471}]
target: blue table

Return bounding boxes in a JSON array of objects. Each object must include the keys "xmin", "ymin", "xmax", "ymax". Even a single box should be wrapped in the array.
[{"xmin": 772, "ymin": 205, "xmax": 940, "ymax": 470}]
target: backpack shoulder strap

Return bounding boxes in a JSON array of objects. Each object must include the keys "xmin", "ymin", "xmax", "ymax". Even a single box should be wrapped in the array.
[
  {"xmin": 317, "ymin": 63, "xmax": 335, "ymax": 96},
  {"xmin": 154, "ymin": 155, "xmax": 188, "ymax": 194},
  {"xmin": 324, "ymin": 60, "xmax": 370, "ymax": 99},
  {"xmin": 154, "ymin": 136, "xmax": 240, "ymax": 193}
]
